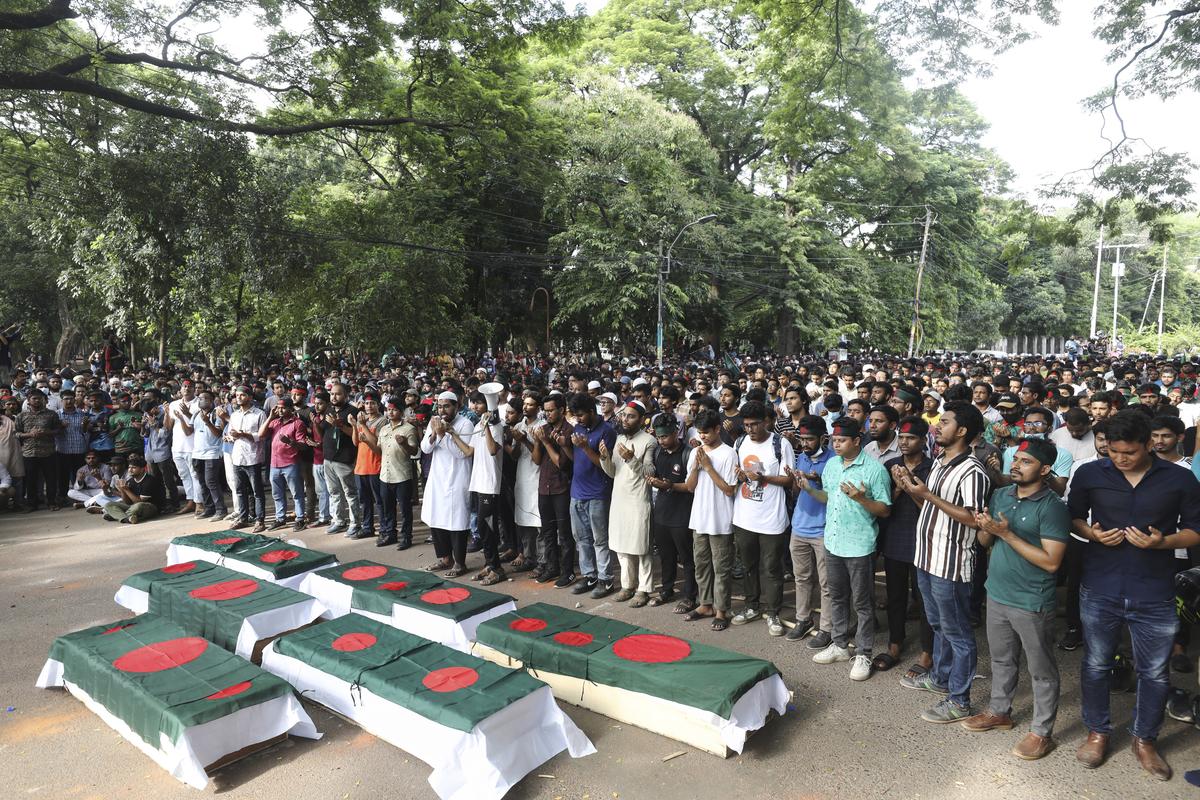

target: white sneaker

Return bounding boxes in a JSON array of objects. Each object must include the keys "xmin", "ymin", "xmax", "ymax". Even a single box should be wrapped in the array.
[
  {"xmin": 849, "ymin": 654, "xmax": 873, "ymax": 681},
  {"xmin": 812, "ymin": 642, "xmax": 852, "ymax": 664},
  {"xmin": 765, "ymin": 614, "xmax": 784, "ymax": 637},
  {"xmin": 731, "ymin": 608, "xmax": 761, "ymax": 626}
]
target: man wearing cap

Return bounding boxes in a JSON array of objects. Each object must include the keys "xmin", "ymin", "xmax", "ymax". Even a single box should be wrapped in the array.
[
  {"xmin": 802, "ymin": 417, "xmax": 891, "ymax": 680},
  {"xmin": 420, "ymin": 391, "xmax": 475, "ymax": 576},
  {"xmin": 597, "ymin": 391, "xmax": 619, "ymax": 425},
  {"xmin": 647, "ymin": 413, "xmax": 695, "ymax": 610},
  {"xmin": 729, "ymin": 401, "xmax": 796, "ymax": 636},
  {"xmin": 964, "ymin": 437, "xmax": 1070, "ymax": 760},
  {"xmin": 986, "ymin": 392, "xmax": 1023, "ymax": 448},
  {"xmin": 602, "ymin": 400, "xmax": 657, "ymax": 607}
]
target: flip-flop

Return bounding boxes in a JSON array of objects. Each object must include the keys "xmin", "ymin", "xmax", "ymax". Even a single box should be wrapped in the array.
[
  {"xmin": 683, "ymin": 609, "xmax": 714, "ymax": 622},
  {"xmin": 673, "ymin": 600, "xmax": 698, "ymax": 615},
  {"xmin": 711, "ymin": 618, "xmax": 730, "ymax": 632},
  {"xmin": 648, "ymin": 594, "xmax": 674, "ymax": 607},
  {"xmin": 903, "ymin": 663, "xmax": 930, "ymax": 681},
  {"xmin": 872, "ymin": 653, "xmax": 900, "ymax": 672}
]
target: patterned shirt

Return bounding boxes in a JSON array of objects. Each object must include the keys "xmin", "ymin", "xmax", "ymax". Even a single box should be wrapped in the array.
[
  {"xmin": 914, "ymin": 451, "xmax": 991, "ymax": 582},
  {"xmin": 56, "ymin": 409, "xmax": 90, "ymax": 454},
  {"xmin": 15, "ymin": 409, "xmax": 61, "ymax": 457}
]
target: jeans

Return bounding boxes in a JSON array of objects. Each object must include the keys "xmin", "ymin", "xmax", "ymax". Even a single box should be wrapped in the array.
[
  {"xmin": 1079, "ymin": 586, "xmax": 1177, "ymax": 740},
  {"xmin": 313, "ymin": 462, "xmax": 330, "ymax": 521},
  {"xmin": 733, "ymin": 527, "xmax": 787, "ymax": 615},
  {"xmin": 380, "ymin": 479, "xmax": 413, "ymax": 541},
  {"xmin": 234, "ymin": 463, "xmax": 266, "ymax": 523},
  {"xmin": 323, "ymin": 460, "xmax": 360, "ymax": 529},
  {"xmin": 270, "ymin": 464, "xmax": 304, "ymax": 521},
  {"xmin": 826, "ymin": 552, "xmax": 876, "ymax": 656},
  {"xmin": 356, "ymin": 473, "xmax": 382, "ymax": 533},
  {"xmin": 917, "ymin": 568, "xmax": 977, "ymax": 708},
  {"xmin": 791, "ymin": 535, "xmax": 832, "ymax": 632},
  {"xmin": 571, "ymin": 497, "xmax": 612, "ymax": 581},
  {"xmin": 987, "ymin": 597, "xmax": 1059, "ymax": 737},
  {"xmin": 194, "ymin": 458, "xmax": 227, "ymax": 516},
  {"xmin": 655, "ymin": 523, "xmax": 697, "ymax": 601},
  {"xmin": 537, "ymin": 493, "xmax": 574, "ymax": 575}
]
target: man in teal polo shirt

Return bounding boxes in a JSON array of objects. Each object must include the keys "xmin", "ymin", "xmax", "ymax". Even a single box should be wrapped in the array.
[
  {"xmin": 966, "ymin": 437, "xmax": 1069, "ymax": 761},
  {"xmin": 801, "ymin": 417, "xmax": 891, "ymax": 681}
]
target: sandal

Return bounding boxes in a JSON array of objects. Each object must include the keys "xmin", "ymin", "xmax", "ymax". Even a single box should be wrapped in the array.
[
  {"xmin": 472, "ymin": 568, "xmax": 492, "ymax": 582},
  {"xmin": 683, "ymin": 609, "xmax": 714, "ymax": 622},
  {"xmin": 499, "ymin": 549, "xmax": 517, "ymax": 563},
  {"xmin": 710, "ymin": 617, "xmax": 730, "ymax": 632},
  {"xmin": 872, "ymin": 653, "xmax": 900, "ymax": 672},
  {"xmin": 673, "ymin": 600, "xmax": 698, "ymax": 615},
  {"xmin": 648, "ymin": 593, "xmax": 674, "ymax": 607},
  {"xmin": 481, "ymin": 570, "xmax": 506, "ymax": 586},
  {"xmin": 426, "ymin": 560, "xmax": 452, "ymax": 572},
  {"xmin": 902, "ymin": 663, "xmax": 930, "ymax": 681},
  {"xmin": 444, "ymin": 566, "xmax": 467, "ymax": 578}
]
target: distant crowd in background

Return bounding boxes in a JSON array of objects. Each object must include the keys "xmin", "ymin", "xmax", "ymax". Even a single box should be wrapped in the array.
[{"xmin": 2, "ymin": 327, "xmax": 1200, "ymax": 780}]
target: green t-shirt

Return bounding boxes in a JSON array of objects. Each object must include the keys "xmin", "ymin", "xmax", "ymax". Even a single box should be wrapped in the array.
[
  {"xmin": 984, "ymin": 485, "xmax": 1070, "ymax": 613},
  {"xmin": 109, "ymin": 409, "xmax": 143, "ymax": 452}
]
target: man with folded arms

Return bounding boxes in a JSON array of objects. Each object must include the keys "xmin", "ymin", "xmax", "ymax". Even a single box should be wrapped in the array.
[
  {"xmin": 963, "ymin": 438, "xmax": 1068, "ymax": 761},
  {"xmin": 1067, "ymin": 411, "xmax": 1200, "ymax": 781}
]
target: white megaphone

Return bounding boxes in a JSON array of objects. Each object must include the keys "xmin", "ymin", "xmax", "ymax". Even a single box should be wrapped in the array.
[{"xmin": 479, "ymin": 382, "xmax": 505, "ymax": 412}]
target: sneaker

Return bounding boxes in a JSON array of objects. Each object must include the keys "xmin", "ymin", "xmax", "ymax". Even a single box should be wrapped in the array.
[
  {"xmin": 326, "ymin": 523, "xmax": 346, "ymax": 535},
  {"xmin": 466, "ymin": 537, "xmax": 483, "ymax": 553},
  {"xmin": 535, "ymin": 570, "xmax": 559, "ymax": 584},
  {"xmin": 348, "ymin": 529, "xmax": 373, "ymax": 541},
  {"xmin": 806, "ymin": 630, "xmax": 832, "ymax": 650},
  {"xmin": 1171, "ymin": 652, "xmax": 1194, "ymax": 674},
  {"xmin": 812, "ymin": 642, "xmax": 852, "ymax": 664},
  {"xmin": 251, "ymin": 522, "xmax": 267, "ymax": 533},
  {"xmin": 343, "ymin": 526, "xmax": 362, "ymax": 538},
  {"xmin": 1167, "ymin": 688, "xmax": 1195, "ymax": 723},
  {"xmin": 786, "ymin": 619, "xmax": 814, "ymax": 641},
  {"xmin": 590, "ymin": 580, "xmax": 615, "ymax": 599},
  {"xmin": 267, "ymin": 520, "xmax": 287, "ymax": 532},
  {"xmin": 921, "ymin": 698, "xmax": 972, "ymax": 724},
  {"xmin": 849, "ymin": 654, "xmax": 873, "ymax": 681},
  {"xmin": 571, "ymin": 578, "xmax": 597, "ymax": 595},
  {"xmin": 899, "ymin": 671, "xmax": 950, "ymax": 695},
  {"xmin": 1059, "ymin": 626, "xmax": 1082, "ymax": 651},
  {"xmin": 553, "ymin": 573, "xmax": 576, "ymax": 589},
  {"xmin": 731, "ymin": 608, "xmax": 761, "ymax": 626},
  {"xmin": 765, "ymin": 615, "xmax": 784, "ymax": 637}
]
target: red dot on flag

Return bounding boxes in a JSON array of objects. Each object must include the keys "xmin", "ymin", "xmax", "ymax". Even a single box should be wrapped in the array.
[
  {"xmin": 379, "ymin": 581, "xmax": 409, "ymax": 591},
  {"xmin": 420, "ymin": 587, "xmax": 470, "ymax": 605},
  {"xmin": 554, "ymin": 631, "xmax": 594, "ymax": 647},
  {"xmin": 189, "ymin": 579, "xmax": 259, "ymax": 601},
  {"xmin": 162, "ymin": 562, "xmax": 196, "ymax": 574},
  {"xmin": 103, "ymin": 623, "xmax": 136, "ymax": 635},
  {"xmin": 205, "ymin": 680, "xmax": 252, "ymax": 700},
  {"xmin": 509, "ymin": 618, "xmax": 547, "ymax": 632},
  {"xmin": 260, "ymin": 549, "xmax": 300, "ymax": 564},
  {"xmin": 332, "ymin": 633, "xmax": 377, "ymax": 652},
  {"xmin": 612, "ymin": 634, "xmax": 691, "ymax": 664},
  {"xmin": 113, "ymin": 637, "xmax": 208, "ymax": 673},
  {"xmin": 422, "ymin": 666, "xmax": 479, "ymax": 693},
  {"xmin": 213, "ymin": 537, "xmax": 243, "ymax": 545},
  {"xmin": 342, "ymin": 565, "xmax": 388, "ymax": 581}
]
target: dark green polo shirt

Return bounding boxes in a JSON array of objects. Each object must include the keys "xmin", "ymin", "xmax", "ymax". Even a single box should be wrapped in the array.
[{"xmin": 984, "ymin": 484, "xmax": 1070, "ymax": 613}]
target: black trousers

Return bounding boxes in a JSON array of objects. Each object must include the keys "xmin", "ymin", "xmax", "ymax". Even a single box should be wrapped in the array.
[
  {"xmin": 884, "ymin": 556, "xmax": 935, "ymax": 652},
  {"xmin": 537, "ymin": 492, "xmax": 575, "ymax": 576},
  {"xmin": 654, "ymin": 522, "xmax": 697, "ymax": 601},
  {"xmin": 498, "ymin": 478, "xmax": 517, "ymax": 554},
  {"xmin": 432, "ymin": 527, "xmax": 468, "ymax": 567},
  {"xmin": 474, "ymin": 492, "xmax": 501, "ymax": 571},
  {"xmin": 234, "ymin": 463, "xmax": 265, "ymax": 522},
  {"xmin": 1064, "ymin": 536, "xmax": 1085, "ymax": 629},
  {"xmin": 23, "ymin": 454, "xmax": 57, "ymax": 507},
  {"xmin": 195, "ymin": 458, "xmax": 227, "ymax": 516},
  {"xmin": 148, "ymin": 457, "xmax": 179, "ymax": 509},
  {"xmin": 56, "ymin": 452, "xmax": 86, "ymax": 502}
]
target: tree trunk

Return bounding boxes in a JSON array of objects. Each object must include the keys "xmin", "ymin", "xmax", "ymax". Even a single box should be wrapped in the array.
[
  {"xmin": 776, "ymin": 307, "xmax": 796, "ymax": 354},
  {"xmin": 158, "ymin": 305, "xmax": 168, "ymax": 365},
  {"xmin": 53, "ymin": 293, "xmax": 83, "ymax": 366}
]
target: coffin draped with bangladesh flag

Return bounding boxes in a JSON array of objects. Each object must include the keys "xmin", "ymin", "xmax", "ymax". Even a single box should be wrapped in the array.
[
  {"xmin": 261, "ymin": 614, "xmax": 594, "ymax": 800},
  {"xmin": 299, "ymin": 559, "xmax": 516, "ymax": 651},
  {"xmin": 114, "ymin": 560, "xmax": 326, "ymax": 662},
  {"xmin": 471, "ymin": 603, "xmax": 790, "ymax": 756},
  {"xmin": 166, "ymin": 530, "xmax": 338, "ymax": 589},
  {"xmin": 36, "ymin": 613, "xmax": 319, "ymax": 789}
]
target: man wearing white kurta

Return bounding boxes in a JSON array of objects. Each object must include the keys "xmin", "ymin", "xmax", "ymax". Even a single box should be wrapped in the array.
[
  {"xmin": 421, "ymin": 391, "xmax": 474, "ymax": 576},
  {"xmin": 508, "ymin": 396, "xmax": 542, "ymax": 571},
  {"xmin": 165, "ymin": 381, "xmax": 199, "ymax": 514},
  {"xmin": 603, "ymin": 401, "xmax": 657, "ymax": 607}
]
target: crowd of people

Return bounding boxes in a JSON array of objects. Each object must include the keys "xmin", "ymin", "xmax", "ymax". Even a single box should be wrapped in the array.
[{"xmin": 2, "ymin": 342, "xmax": 1199, "ymax": 781}]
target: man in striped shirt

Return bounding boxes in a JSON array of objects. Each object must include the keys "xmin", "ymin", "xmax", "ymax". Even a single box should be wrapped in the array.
[{"xmin": 895, "ymin": 401, "xmax": 991, "ymax": 723}]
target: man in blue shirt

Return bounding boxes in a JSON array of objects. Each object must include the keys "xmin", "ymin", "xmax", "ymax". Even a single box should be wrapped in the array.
[
  {"xmin": 567, "ymin": 392, "xmax": 618, "ymax": 596},
  {"xmin": 1068, "ymin": 411, "xmax": 1200, "ymax": 781},
  {"xmin": 784, "ymin": 415, "xmax": 834, "ymax": 645}
]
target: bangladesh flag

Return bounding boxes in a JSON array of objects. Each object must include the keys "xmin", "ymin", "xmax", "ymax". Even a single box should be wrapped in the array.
[
  {"xmin": 313, "ymin": 560, "xmax": 513, "ymax": 621},
  {"xmin": 37, "ymin": 614, "xmax": 318, "ymax": 788},
  {"xmin": 168, "ymin": 531, "xmax": 337, "ymax": 588},
  {"xmin": 272, "ymin": 614, "xmax": 541, "ymax": 732},
  {"xmin": 118, "ymin": 561, "xmax": 326, "ymax": 662},
  {"xmin": 475, "ymin": 603, "xmax": 781, "ymax": 719}
]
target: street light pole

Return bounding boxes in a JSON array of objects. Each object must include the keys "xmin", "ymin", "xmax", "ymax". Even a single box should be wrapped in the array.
[{"xmin": 658, "ymin": 214, "xmax": 717, "ymax": 368}]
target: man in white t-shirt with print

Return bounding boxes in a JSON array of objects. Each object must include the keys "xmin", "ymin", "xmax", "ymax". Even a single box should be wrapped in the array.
[{"xmin": 728, "ymin": 400, "xmax": 795, "ymax": 637}]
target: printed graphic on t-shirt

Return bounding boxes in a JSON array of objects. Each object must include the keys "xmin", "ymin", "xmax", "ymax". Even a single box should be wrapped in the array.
[{"xmin": 740, "ymin": 454, "xmax": 764, "ymax": 501}]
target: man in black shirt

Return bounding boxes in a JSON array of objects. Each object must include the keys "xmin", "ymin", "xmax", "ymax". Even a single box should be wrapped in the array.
[
  {"xmin": 315, "ymin": 384, "xmax": 362, "ymax": 536},
  {"xmin": 102, "ymin": 454, "xmax": 163, "ymax": 524},
  {"xmin": 647, "ymin": 415, "xmax": 696, "ymax": 611}
]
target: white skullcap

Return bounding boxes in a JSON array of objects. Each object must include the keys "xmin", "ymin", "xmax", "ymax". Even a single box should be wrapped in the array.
[{"xmin": 436, "ymin": 391, "xmax": 458, "ymax": 403}]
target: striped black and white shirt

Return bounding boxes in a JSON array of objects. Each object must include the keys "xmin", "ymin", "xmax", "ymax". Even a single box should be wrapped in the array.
[{"xmin": 914, "ymin": 450, "xmax": 991, "ymax": 582}]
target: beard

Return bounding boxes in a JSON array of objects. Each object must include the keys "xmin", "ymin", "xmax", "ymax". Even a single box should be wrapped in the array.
[{"xmin": 622, "ymin": 420, "xmax": 641, "ymax": 436}]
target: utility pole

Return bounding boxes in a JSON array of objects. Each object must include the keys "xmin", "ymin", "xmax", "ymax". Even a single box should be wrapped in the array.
[
  {"xmin": 1089, "ymin": 225, "xmax": 1104, "ymax": 338},
  {"xmin": 1157, "ymin": 242, "xmax": 1168, "ymax": 355},
  {"xmin": 656, "ymin": 239, "xmax": 664, "ymax": 368},
  {"xmin": 907, "ymin": 205, "xmax": 934, "ymax": 359}
]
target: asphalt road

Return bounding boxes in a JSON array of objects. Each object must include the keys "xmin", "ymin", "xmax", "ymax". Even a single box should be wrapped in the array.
[{"xmin": 1, "ymin": 507, "xmax": 1195, "ymax": 799}]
